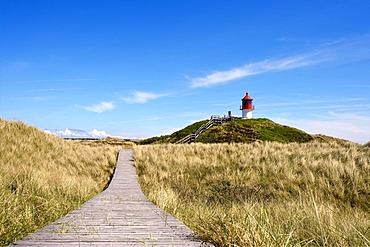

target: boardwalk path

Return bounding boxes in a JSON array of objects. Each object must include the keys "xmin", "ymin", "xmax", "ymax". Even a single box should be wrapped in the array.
[{"xmin": 11, "ymin": 149, "xmax": 211, "ymax": 246}]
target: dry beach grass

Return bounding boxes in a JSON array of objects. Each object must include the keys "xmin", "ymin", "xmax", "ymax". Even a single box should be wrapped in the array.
[
  {"xmin": 0, "ymin": 118, "xmax": 123, "ymax": 245},
  {"xmin": 134, "ymin": 142, "xmax": 370, "ymax": 246},
  {"xmin": 1, "ymin": 117, "xmax": 369, "ymax": 246}
]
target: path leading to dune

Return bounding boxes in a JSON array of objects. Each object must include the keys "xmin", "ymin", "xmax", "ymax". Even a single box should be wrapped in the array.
[{"xmin": 11, "ymin": 149, "xmax": 211, "ymax": 246}]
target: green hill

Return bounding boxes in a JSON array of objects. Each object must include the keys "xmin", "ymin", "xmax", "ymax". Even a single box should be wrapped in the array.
[
  {"xmin": 197, "ymin": 118, "xmax": 313, "ymax": 143},
  {"xmin": 139, "ymin": 118, "xmax": 314, "ymax": 144}
]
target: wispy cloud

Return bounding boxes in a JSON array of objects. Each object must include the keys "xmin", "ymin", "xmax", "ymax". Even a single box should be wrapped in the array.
[
  {"xmin": 190, "ymin": 55, "xmax": 320, "ymax": 88},
  {"xmin": 122, "ymin": 91, "xmax": 172, "ymax": 104},
  {"xmin": 190, "ymin": 34, "xmax": 370, "ymax": 88},
  {"xmin": 76, "ymin": 101, "xmax": 115, "ymax": 113}
]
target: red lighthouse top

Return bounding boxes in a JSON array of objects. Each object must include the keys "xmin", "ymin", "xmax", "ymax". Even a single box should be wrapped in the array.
[
  {"xmin": 242, "ymin": 92, "xmax": 253, "ymax": 100},
  {"xmin": 241, "ymin": 92, "xmax": 254, "ymax": 110}
]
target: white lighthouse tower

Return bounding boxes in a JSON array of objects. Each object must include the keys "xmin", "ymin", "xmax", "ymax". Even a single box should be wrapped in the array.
[{"xmin": 240, "ymin": 92, "xmax": 254, "ymax": 119}]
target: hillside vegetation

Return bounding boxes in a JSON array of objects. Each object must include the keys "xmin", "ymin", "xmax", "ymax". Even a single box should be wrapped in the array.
[
  {"xmin": 139, "ymin": 118, "xmax": 313, "ymax": 144},
  {"xmin": 0, "ymin": 118, "xmax": 124, "ymax": 245},
  {"xmin": 134, "ymin": 142, "xmax": 370, "ymax": 246},
  {"xmin": 139, "ymin": 119, "xmax": 209, "ymax": 144},
  {"xmin": 198, "ymin": 118, "xmax": 313, "ymax": 143}
]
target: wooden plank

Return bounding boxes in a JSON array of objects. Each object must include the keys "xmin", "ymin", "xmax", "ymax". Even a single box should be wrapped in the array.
[{"xmin": 10, "ymin": 149, "xmax": 212, "ymax": 246}]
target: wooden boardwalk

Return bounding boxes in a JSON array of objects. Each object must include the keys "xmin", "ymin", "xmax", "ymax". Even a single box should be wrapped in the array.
[{"xmin": 11, "ymin": 150, "xmax": 211, "ymax": 246}]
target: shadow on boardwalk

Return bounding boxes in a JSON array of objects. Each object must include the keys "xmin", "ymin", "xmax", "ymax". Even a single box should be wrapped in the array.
[{"xmin": 11, "ymin": 149, "xmax": 212, "ymax": 246}]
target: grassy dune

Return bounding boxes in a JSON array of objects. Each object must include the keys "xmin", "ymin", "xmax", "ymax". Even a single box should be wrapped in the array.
[
  {"xmin": 139, "ymin": 118, "xmax": 313, "ymax": 144},
  {"xmin": 0, "ymin": 119, "xmax": 125, "ymax": 245},
  {"xmin": 134, "ymin": 142, "xmax": 370, "ymax": 246},
  {"xmin": 197, "ymin": 118, "xmax": 313, "ymax": 143}
]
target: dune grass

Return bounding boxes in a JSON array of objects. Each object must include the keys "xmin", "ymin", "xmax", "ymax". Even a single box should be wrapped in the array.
[
  {"xmin": 0, "ymin": 118, "xmax": 125, "ymax": 245},
  {"xmin": 2, "ymin": 116, "xmax": 369, "ymax": 246},
  {"xmin": 134, "ymin": 142, "xmax": 370, "ymax": 246}
]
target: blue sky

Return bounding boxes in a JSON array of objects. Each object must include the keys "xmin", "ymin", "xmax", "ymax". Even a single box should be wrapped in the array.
[{"xmin": 1, "ymin": 1, "xmax": 370, "ymax": 143}]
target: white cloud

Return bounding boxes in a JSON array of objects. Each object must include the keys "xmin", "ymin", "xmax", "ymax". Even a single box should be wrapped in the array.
[
  {"xmin": 190, "ymin": 55, "xmax": 319, "ymax": 88},
  {"xmin": 43, "ymin": 130, "xmax": 54, "ymax": 135},
  {"xmin": 76, "ymin": 101, "xmax": 115, "ymax": 113},
  {"xmin": 49, "ymin": 128, "xmax": 86, "ymax": 137},
  {"xmin": 44, "ymin": 128, "xmax": 111, "ymax": 139},
  {"xmin": 122, "ymin": 91, "xmax": 172, "ymax": 104},
  {"xmin": 89, "ymin": 129, "xmax": 109, "ymax": 138}
]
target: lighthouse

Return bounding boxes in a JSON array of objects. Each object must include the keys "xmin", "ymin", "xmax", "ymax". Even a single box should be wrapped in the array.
[{"xmin": 240, "ymin": 92, "xmax": 254, "ymax": 119}]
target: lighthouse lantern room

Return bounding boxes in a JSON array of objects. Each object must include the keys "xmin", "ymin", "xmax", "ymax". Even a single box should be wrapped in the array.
[{"xmin": 240, "ymin": 92, "xmax": 254, "ymax": 119}]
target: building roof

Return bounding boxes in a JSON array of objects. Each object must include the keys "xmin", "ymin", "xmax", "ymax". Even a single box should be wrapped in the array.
[{"xmin": 242, "ymin": 92, "xmax": 253, "ymax": 100}]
